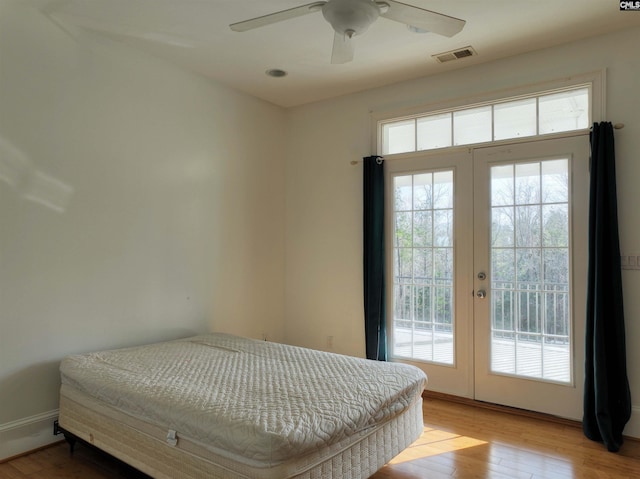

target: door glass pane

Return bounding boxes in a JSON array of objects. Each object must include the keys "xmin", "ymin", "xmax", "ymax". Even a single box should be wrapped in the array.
[
  {"xmin": 515, "ymin": 162, "xmax": 541, "ymax": 204},
  {"xmin": 490, "ymin": 165, "xmax": 514, "ymax": 205},
  {"xmin": 490, "ymin": 159, "xmax": 570, "ymax": 383},
  {"xmin": 394, "ymin": 175, "xmax": 413, "ymax": 210},
  {"xmin": 392, "ymin": 171, "xmax": 454, "ymax": 364},
  {"xmin": 541, "ymin": 159, "xmax": 569, "ymax": 203}
]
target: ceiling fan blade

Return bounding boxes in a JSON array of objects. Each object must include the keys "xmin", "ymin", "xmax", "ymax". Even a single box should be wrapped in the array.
[
  {"xmin": 380, "ymin": 0, "xmax": 465, "ymax": 37},
  {"xmin": 230, "ymin": 2, "xmax": 326, "ymax": 32},
  {"xmin": 331, "ymin": 31, "xmax": 354, "ymax": 64}
]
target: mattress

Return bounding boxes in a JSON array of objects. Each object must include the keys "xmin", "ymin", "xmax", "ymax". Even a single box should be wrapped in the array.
[{"xmin": 59, "ymin": 333, "xmax": 427, "ymax": 478}]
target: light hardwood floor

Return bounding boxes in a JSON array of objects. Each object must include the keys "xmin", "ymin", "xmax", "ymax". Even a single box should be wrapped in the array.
[{"xmin": 1, "ymin": 397, "xmax": 639, "ymax": 478}]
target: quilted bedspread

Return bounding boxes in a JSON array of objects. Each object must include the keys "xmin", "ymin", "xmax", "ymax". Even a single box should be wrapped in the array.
[{"xmin": 60, "ymin": 333, "xmax": 427, "ymax": 466}]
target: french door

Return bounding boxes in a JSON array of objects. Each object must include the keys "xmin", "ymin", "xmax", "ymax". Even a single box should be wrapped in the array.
[
  {"xmin": 387, "ymin": 135, "xmax": 589, "ymax": 420},
  {"xmin": 387, "ymin": 150, "xmax": 474, "ymax": 399}
]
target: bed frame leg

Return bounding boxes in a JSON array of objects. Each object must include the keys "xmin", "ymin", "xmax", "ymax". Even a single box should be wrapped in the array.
[
  {"xmin": 63, "ymin": 432, "xmax": 77, "ymax": 455},
  {"xmin": 55, "ymin": 421, "xmax": 77, "ymax": 456}
]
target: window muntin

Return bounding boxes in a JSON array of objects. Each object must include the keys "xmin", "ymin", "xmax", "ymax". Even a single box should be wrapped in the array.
[{"xmin": 380, "ymin": 86, "xmax": 590, "ymax": 155}]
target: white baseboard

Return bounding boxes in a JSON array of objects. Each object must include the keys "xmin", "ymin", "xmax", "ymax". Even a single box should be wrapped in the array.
[
  {"xmin": 0, "ymin": 409, "xmax": 61, "ymax": 461},
  {"xmin": 624, "ymin": 406, "xmax": 640, "ymax": 440}
]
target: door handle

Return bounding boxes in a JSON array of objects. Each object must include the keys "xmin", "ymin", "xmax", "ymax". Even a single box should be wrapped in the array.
[{"xmin": 476, "ymin": 289, "xmax": 487, "ymax": 299}]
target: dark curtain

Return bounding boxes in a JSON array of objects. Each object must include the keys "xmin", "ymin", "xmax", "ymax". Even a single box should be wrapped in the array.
[
  {"xmin": 363, "ymin": 156, "xmax": 387, "ymax": 361},
  {"xmin": 583, "ymin": 122, "xmax": 632, "ymax": 452}
]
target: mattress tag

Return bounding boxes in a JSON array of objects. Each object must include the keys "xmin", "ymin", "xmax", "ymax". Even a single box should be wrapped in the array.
[{"xmin": 166, "ymin": 429, "xmax": 178, "ymax": 447}]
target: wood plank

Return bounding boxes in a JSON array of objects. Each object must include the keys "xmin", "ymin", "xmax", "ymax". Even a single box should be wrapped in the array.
[
  {"xmin": 370, "ymin": 397, "xmax": 640, "ymax": 479},
  {"xmin": 2, "ymin": 397, "xmax": 639, "ymax": 478}
]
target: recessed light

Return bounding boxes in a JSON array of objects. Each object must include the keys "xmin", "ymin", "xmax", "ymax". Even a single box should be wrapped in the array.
[{"xmin": 266, "ymin": 69, "xmax": 288, "ymax": 78}]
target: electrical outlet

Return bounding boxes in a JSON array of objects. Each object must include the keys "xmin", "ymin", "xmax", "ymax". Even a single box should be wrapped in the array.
[{"xmin": 621, "ymin": 253, "xmax": 640, "ymax": 270}]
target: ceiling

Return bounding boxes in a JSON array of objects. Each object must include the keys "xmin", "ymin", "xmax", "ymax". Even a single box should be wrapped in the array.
[{"xmin": 30, "ymin": 0, "xmax": 640, "ymax": 108}]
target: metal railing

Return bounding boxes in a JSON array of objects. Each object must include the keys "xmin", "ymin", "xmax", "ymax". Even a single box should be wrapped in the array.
[{"xmin": 491, "ymin": 281, "xmax": 570, "ymax": 345}]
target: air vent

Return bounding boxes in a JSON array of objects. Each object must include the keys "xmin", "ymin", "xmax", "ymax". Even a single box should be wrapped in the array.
[{"xmin": 433, "ymin": 46, "xmax": 477, "ymax": 63}]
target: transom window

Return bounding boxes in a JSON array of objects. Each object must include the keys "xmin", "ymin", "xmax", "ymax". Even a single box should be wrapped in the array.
[{"xmin": 380, "ymin": 86, "xmax": 589, "ymax": 155}]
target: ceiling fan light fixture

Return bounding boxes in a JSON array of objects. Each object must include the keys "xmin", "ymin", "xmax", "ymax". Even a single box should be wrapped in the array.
[
  {"xmin": 230, "ymin": 0, "xmax": 466, "ymax": 64},
  {"xmin": 322, "ymin": 0, "xmax": 380, "ymax": 36}
]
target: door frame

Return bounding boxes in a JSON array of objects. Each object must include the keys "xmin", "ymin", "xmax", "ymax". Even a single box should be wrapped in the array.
[{"xmin": 384, "ymin": 134, "xmax": 589, "ymax": 420}]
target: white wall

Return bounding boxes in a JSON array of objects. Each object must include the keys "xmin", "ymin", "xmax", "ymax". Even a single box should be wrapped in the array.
[
  {"xmin": 285, "ymin": 26, "xmax": 640, "ymax": 437},
  {"xmin": 0, "ymin": 0, "xmax": 286, "ymax": 458},
  {"xmin": 3, "ymin": 0, "xmax": 639, "ymax": 461}
]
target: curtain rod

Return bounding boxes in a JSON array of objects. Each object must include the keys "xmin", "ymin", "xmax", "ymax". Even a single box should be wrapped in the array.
[{"xmin": 351, "ymin": 123, "xmax": 626, "ymax": 165}]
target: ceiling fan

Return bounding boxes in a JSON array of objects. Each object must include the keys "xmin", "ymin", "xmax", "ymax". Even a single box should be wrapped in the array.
[{"xmin": 230, "ymin": 0, "xmax": 465, "ymax": 64}]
